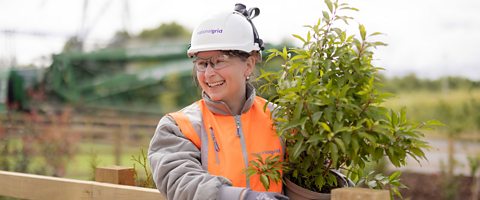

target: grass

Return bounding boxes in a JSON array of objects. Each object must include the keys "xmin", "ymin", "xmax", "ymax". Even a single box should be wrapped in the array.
[
  {"xmin": 383, "ymin": 88, "xmax": 480, "ymax": 122},
  {"xmin": 64, "ymin": 142, "xmax": 150, "ymax": 181},
  {"xmin": 2, "ymin": 139, "xmax": 152, "ymax": 182},
  {"xmin": 383, "ymin": 89, "xmax": 480, "ymax": 110},
  {"xmin": 383, "ymin": 88, "xmax": 480, "ymax": 140}
]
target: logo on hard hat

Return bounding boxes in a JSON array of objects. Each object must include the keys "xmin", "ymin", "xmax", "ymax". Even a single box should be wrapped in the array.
[{"xmin": 197, "ymin": 29, "xmax": 223, "ymax": 35}]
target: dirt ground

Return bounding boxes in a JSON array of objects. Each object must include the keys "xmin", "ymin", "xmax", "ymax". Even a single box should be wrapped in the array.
[{"xmin": 399, "ymin": 171, "xmax": 477, "ymax": 200}]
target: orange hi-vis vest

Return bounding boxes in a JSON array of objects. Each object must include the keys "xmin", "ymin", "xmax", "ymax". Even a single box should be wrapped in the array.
[{"xmin": 169, "ymin": 96, "xmax": 283, "ymax": 192}]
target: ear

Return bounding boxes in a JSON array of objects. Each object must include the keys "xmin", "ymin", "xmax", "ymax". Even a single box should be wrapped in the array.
[{"xmin": 244, "ymin": 56, "xmax": 255, "ymax": 78}]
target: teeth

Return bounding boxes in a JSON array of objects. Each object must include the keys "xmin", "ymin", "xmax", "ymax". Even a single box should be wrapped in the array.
[{"xmin": 207, "ymin": 81, "xmax": 224, "ymax": 87}]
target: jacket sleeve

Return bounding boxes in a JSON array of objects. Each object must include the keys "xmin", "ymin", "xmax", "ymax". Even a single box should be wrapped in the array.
[{"xmin": 148, "ymin": 115, "xmax": 247, "ymax": 200}]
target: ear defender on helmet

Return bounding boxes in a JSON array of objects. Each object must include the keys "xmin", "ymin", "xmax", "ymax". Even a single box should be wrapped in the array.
[{"xmin": 234, "ymin": 3, "xmax": 265, "ymax": 51}]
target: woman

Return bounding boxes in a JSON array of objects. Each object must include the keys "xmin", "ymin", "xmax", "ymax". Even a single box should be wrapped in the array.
[{"xmin": 148, "ymin": 4, "xmax": 288, "ymax": 200}]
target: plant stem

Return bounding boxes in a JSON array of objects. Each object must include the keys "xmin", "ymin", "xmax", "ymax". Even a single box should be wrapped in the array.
[{"xmin": 359, "ymin": 98, "xmax": 371, "ymax": 117}]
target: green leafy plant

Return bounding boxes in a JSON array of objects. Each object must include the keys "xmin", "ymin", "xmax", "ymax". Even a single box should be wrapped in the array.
[
  {"xmin": 245, "ymin": 154, "xmax": 283, "ymax": 190},
  {"xmin": 88, "ymin": 148, "xmax": 101, "ymax": 181},
  {"xmin": 357, "ymin": 171, "xmax": 407, "ymax": 199},
  {"xmin": 253, "ymin": 0, "xmax": 437, "ymax": 195},
  {"xmin": 131, "ymin": 148, "xmax": 155, "ymax": 188}
]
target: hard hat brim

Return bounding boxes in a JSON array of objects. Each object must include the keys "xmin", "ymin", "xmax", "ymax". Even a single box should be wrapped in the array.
[{"xmin": 187, "ymin": 44, "xmax": 260, "ymax": 57}]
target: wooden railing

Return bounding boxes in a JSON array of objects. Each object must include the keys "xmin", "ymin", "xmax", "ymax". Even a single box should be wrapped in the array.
[
  {"xmin": 0, "ymin": 170, "xmax": 390, "ymax": 200},
  {"xmin": 1, "ymin": 112, "xmax": 159, "ymax": 138},
  {"xmin": 1, "ymin": 112, "xmax": 159, "ymax": 165},
  {"xmin": 0, "ymin": 170, "xmax": 165, "ymax": 200}
]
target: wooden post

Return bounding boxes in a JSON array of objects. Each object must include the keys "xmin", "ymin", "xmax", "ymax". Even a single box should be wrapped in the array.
[
  {"xmin": 331, "ymin": 188, "xmax": 389, "ymax": 200},
  {"xmin": 95, "ymin": 166, "xmax": 135, "ymax": 186},
  {"xmin": 114, "ymin": 122, "xmax": 130, "ymax": 165}
]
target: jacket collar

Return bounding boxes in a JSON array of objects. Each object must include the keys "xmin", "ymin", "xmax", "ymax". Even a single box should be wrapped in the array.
[{"xmin": 202, "ymin": 83, "xmax": 256, "ymax": 116}]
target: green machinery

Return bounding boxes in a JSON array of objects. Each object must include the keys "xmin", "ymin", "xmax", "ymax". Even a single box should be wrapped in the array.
[
  {"xmin": 2, "ymin": 42, "xmax": 285, "ymax": 115},
  {"xmin": 4, "ymin": 43, "xmax": 200, "ymax": 115},
  {"xmin": 1, "ymin": 66, "xmax": 45, "ymax": 114}
]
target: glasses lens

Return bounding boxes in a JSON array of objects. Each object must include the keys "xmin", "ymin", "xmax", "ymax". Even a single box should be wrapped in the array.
[
  {"xmin": 193, "ymin": 60, "xmax": 208, "ymax": 72},
  {"xmin": 193, "ymin": 54, "xmax": 231, "ymax": 72},
  {"xmin": 211, "ymin": 54, "xmax": 230, "ymax": 70}
]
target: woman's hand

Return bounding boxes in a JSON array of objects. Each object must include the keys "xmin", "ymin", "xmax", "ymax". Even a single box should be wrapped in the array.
[{"xmin": 243, "ymin": 189, "xmax": 289, "ymax": 200}]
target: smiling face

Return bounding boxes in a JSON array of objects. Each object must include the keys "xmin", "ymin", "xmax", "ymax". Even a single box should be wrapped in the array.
[{"xmin": 195, "ymin": 50, "xmax": 254, "ymax": 111}]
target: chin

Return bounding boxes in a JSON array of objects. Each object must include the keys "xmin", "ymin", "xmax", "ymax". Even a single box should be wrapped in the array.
[{"xmin": 209, "ymin": 95, "xmax": 223, "ymax": 101}]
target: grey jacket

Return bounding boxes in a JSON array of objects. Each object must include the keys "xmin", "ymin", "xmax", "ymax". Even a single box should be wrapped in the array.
[{"xmin": 148, "ymin": 84, "xmax": 275, "ymax": 200}]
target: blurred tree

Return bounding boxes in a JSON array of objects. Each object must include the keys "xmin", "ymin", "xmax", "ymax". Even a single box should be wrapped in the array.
[
  {"xmin": 137, "ymin": 22, "xmax": 191, "ymax": 41},
  {"xmin": 62, "ymin": 22, "xmax": 191, "ymax": 51},
  {"xmin": 107, "ymin": 30, "xmax": 132, "ymax": 48},
  {"xmin": 62, "ymin": 36, "xmax": 84, "ymax": 53}
]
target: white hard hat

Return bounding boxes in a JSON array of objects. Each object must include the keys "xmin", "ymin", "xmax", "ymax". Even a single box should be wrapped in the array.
[{"xmin": 187, "ymin": 4, "xmax": 264, "ymax": 57}]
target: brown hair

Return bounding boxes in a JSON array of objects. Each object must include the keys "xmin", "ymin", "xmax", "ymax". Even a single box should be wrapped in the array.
[{"xmin": 224, "ymin": 50, "xmax": 262, "ymax": 63}]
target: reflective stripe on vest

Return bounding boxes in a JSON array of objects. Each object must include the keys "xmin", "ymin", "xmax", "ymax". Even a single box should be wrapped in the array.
[
  {"xmin": 170, "ymin": 96, "xmax": 283, "ymax": 192},
  {"xmin": 169, "ymin": 112, "xmax": 201, "ymax": 149}
]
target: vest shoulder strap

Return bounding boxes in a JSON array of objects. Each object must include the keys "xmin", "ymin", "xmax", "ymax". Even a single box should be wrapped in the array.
[{"xmin": 169, "ymin": 112, "xmax": 201, "ymax": 149}]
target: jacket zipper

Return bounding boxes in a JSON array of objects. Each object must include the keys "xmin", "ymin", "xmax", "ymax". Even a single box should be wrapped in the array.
[
  {"xmin": 235, "ymin": 115, "xmax": 250, "ymax": 188},
  {"xmin": 235, "ymin": 117, "xmax": 241, "ymax": 137},
  {"xmin": 209, "ymin": 127, "xmax": 220, "ymax": 164}
]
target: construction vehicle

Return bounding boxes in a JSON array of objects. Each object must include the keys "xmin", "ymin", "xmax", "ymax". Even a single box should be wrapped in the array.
[
  {"xmin": 1, "ymin": 41, "xmax": 285, "ymax": 117},
  {"xmin": 2, "ymin": 42, "xmax": 199, "ymax": 116}
]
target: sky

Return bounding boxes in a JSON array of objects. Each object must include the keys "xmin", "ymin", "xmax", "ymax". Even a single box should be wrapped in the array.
[{"xmin": 1, "ymin": 0, "xmax": 480, "ymax": 80}]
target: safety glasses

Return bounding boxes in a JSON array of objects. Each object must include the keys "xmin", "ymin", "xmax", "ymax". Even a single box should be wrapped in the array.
[{"xmin": 192, "ymin": 54, "xmax": 232, "ymax": 72}]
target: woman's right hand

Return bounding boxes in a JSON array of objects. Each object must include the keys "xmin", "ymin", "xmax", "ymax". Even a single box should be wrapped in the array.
[{"xmin": 243, "ymin": 189, "xmax": 289, "ymax": 200}]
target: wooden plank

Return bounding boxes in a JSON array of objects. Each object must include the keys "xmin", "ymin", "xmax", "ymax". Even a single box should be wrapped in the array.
[
  {"xmin": 0, "ymin": 170, "xmax": 165, "ymax": 200},
  {"xmin": 95, "ymin": 166, "xmax": 135, "ymax": 186},
  {"xmin": 331, "ymin": 188, "xmax": 389, "ymax": 200}
]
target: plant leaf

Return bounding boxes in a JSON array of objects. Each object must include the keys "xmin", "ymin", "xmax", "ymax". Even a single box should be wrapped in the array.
[
  {"xmin": 325, "ymin": 0, "xmax": 333, "ymax": 13},
  {"xmin": 320, "ymin": 122, "xmax": 332, "ymax": 133},
  {"xmin": 359, "ymin": 24, "xmax": 366, "ymax": 41},
  {"xmin": 292, "ymin": 34, "xmax": 306, "ymax": 43},
  {"xmin": 333, "ymin": 138, "xmax": 346, "ymax": 153},
  {"xmin": 260, "ymin": 174, "xmax": 270, "ymax": 190},
  {"xmin": 291, "ymin": 139, "xmax": 305, "ymax": 160}
]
